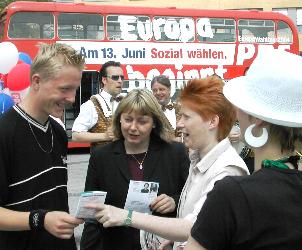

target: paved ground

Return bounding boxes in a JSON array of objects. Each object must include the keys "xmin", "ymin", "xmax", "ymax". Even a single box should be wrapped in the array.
[{"xmin": 67, "ymin": 149, "xmax": 90, "ymax": 249}]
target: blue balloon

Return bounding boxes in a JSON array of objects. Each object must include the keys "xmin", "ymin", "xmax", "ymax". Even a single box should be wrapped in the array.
[
  {"xmin": 19, "ymin": 52, "xmax": 32, "ymax": 65},
  {"xmin": 0, "ymin": 93, "xmax": 14, "ymax": 115}
]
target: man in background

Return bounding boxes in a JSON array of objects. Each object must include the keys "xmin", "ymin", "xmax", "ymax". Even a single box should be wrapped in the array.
[
  {"xmin": 151, "ymin": 75, "xmax": 181, "ymax": 138},
  {"xmin": 72, "ymin": 61, "xmax": 124, "ymax": 148}
]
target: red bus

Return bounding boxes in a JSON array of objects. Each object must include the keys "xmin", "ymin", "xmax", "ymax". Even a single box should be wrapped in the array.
[{"xmin": 0, "ymin": 1, "xmax": 299, "ymax": 148}]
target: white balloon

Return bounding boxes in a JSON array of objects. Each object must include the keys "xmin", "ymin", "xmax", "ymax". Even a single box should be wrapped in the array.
[{"xmin": 0, "ymin": 42, "xmax": 18, "ymax": 74}]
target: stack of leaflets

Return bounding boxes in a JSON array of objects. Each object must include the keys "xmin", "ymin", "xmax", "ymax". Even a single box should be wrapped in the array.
[{"xmin": 75, "ymin": 191, "xmax": 107, "ymax": 219}]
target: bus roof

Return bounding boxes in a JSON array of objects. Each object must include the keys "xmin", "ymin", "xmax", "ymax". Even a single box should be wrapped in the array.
[{"xmin": 4, "ymin": 1, "xmax": 293, "ymax": 21}]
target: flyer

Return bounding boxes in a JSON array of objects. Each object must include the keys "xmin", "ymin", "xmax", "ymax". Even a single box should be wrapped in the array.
[
  {"xmin": 124, "ymin": 180, "xmax": 159, "ymax": 214},
  {"xmin": 75, "ymin": 191, "xmax": 107, "ymax": 219}
]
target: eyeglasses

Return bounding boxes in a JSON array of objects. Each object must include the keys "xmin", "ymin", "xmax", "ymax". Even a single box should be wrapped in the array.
[{"xmin": 106, "ymin": 75, "xmax": 125, "ymax": 81}]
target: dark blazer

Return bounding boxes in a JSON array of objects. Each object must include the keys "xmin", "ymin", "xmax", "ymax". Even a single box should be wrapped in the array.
[{"xmin": 80, "ymin": 137, "xmax": 189, "ymax": 250}]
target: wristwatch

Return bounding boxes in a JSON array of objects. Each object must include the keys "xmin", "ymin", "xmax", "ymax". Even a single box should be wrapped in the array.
[{"xmin": 124, "ymin": 210, "xmax": 133, "ymax": 227}]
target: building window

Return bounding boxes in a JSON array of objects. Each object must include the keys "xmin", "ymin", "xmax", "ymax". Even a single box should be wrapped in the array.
[
  {"xmin": 297, "ymin": 9, "xmax": 302, "ymax": 33},
  {"xmin": 272, "ymin": 8, "xmax": 288, "ymax": 16}
]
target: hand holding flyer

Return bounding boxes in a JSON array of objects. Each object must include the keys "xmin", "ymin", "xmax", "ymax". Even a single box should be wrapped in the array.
[
  {"xmin": 124, "ymin": 180, "xmax": 159, "ymax": 214},
  {"xmin": 75, "ymin": 191, "xmax": 107, "ymax": 219}
]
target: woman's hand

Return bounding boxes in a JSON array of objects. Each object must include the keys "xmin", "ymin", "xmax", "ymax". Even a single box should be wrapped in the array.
[
  {"xmin": 85, "ymin": 204, "xmax": 127, "ymax": 228},
  {"xmin": 159, "ymin": 239, "xmax": 173, "ymax": 250},
  {"xmin": 150, "ymin": 194, "xmax": 176, "ymax": 214}
]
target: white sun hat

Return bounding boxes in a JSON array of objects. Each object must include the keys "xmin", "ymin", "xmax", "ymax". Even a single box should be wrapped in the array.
[{"xmin": 223, "ymin": 49, "xmax": 302, "ymax": 127}]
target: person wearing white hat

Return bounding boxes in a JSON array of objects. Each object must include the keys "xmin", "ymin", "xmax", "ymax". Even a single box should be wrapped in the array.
[{"xmin": 184, "ymin": 48, "xmax": 302, "ymax": 250}]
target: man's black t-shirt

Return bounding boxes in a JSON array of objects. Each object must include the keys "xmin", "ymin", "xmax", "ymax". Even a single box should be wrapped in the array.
[{"xmin": 0, "ymin": 106, "xmax": 76, "ymax": 250}]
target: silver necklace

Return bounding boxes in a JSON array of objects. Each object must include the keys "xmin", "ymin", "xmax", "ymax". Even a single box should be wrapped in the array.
[
  {"xmin": 130, "ymin": 151, "xmax": 148, "ymax": 170},
  {"xmin": 28, "ymin": 121, "xmax": 53, "ymax": 154}
]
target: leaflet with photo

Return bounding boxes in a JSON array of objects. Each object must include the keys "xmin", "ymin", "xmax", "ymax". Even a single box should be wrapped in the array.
[
  {"xmin": 124, "ymin": 180, "xmax": 159, "ymax": 214},
  {"xmin": 75, "ymin": 191, "xmax": 107, "ymax": 219}
]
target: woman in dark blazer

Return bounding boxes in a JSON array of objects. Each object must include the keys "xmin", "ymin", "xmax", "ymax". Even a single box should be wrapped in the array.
[{"xmin": 80, "ymin": 89, "xmax": 189, "ymax": 250}]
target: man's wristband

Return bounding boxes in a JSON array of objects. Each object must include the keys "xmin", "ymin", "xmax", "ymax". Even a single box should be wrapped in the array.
[
  {"xmin": 123, "ymin": 210, "xmax": 133, "ymax": 227},
  {"xmin": 29, "ymin": 209, "xmax": 49, "ymax": 230}
]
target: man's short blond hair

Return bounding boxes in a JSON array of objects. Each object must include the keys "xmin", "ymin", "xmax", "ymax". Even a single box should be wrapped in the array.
[{"xmin": 30, "ymin": 43, "xmax": 85, "ymax": 82}]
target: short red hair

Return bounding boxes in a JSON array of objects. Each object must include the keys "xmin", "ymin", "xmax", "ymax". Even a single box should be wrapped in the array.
[{"xmin": 179, "ymin": 76, "xmax": 236, "ymax": 141}]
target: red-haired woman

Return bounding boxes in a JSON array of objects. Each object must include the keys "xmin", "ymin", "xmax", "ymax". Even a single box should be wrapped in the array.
[{"xmin": 85, "ymin": 76, "xmax": 249, "ymax": 249}]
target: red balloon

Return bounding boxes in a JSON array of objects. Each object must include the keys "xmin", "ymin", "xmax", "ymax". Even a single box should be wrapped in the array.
[
  {"xmin": 7, "ymin": 64, "xmax": 30, "ymax": 91},
  {"xmin": 17, "ymin": 59, "xmax": 25, "ymax": 64}
]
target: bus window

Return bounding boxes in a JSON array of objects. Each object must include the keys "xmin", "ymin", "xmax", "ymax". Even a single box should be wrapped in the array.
[
  {"xmin": 277, "ymin": 21, "xmax": 293, "ymax": 43},
  {"xmin": 8, "ymin": 12, "xmax": 54, "ymax": 39},
  {"xmin": 238, "ymin": 19, "xmax": 275, "ymax": 43},
  {"xmin": 153, "ymin": 16, "xmax": 195, "ymax": 42},
  {"xmin": 197, "ymin": 18, "xmax": 235, "ymax": 43},
  {"xmin": 107, "ymin": 15, "xmax": 151, "ymax": 41},
  {"xmin": 58, "ymin": 13, "xmax": 103, "ymax": 40}
]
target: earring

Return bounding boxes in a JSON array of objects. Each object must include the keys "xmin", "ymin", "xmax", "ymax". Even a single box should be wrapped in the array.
[{"xmin": 244, "ymin": 124, "xmax": 268, "ymax": 148}]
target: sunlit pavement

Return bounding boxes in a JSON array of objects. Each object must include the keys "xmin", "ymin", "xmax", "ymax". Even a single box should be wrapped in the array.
[{"xmin": 67, "ymin": 149, "xmax": 90, "ymax": 249}]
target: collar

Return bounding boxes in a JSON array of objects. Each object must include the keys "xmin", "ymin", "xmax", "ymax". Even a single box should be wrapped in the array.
[
  {"xmin": 100, "ymin": 89, "xmax": 112, "ymax": 102},
  {"xmin": 14, "ymin": 105, "xmax": 50, "ymax": 132},
  {"xmin": 191, "ymin": 138, "xmax": 231, "ymax": 173},
  {"xmin": 163, "ymin": 100, "xmax": 173, "ymax": 106}
]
